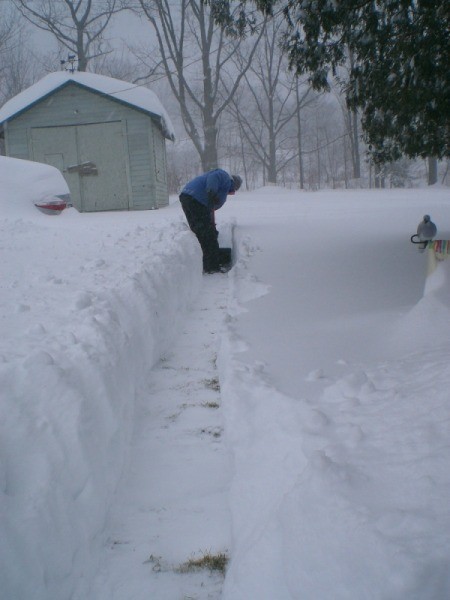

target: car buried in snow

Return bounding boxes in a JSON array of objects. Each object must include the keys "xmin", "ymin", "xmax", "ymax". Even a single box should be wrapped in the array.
[{"xmin": 0, "ymin": 155, "xmax": 72, "ymax": 216}]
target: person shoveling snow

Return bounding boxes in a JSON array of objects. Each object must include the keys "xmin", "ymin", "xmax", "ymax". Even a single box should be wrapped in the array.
[{"xmin": 179, "ymin": 169, "xmax": 242, "ymax": 273}]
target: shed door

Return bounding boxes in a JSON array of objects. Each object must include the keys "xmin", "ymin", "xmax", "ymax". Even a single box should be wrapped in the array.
[
  {"xmin": 77, "ymin": 122, "xmax": 129, "ymax": 211},
  {"xmin": 32, "ymin": 122, "xmax": 130, "ymax": 212},
  {"xmin": 31, "ymin": 126, "xmax": 81, "ymax": 205}
]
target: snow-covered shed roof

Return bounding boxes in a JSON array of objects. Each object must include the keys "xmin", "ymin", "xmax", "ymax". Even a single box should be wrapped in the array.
[{"xmin": 0, "ymin": 71, "xmax": 175, "ymax": 141}]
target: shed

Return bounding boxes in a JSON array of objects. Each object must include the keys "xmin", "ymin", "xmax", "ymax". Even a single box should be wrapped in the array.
[{"xmin": 0, "ymin": 72, "xmax": 175, "ymax": 212}]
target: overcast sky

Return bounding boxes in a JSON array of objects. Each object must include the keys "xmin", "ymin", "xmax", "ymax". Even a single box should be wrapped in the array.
[{"xmin": 7, "ymin": 2, "xmax": 154, "ymax": 68}]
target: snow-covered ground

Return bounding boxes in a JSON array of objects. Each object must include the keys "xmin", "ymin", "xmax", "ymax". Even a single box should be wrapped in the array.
[{"xmin": 1, "ymin": 157, "xmax": 449, "ymax": 599}]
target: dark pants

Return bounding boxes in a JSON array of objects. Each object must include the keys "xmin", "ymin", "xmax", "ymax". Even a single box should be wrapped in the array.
[{"xmin": 179, "ymin": 193, "xmax": 220, "ymax": 272}]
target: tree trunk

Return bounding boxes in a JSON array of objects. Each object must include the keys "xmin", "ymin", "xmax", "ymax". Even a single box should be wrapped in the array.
[
  {"xmin": 316, "ymin": 126, "xmax": 321, "ymax": 189},
  {"xmin": 343, "ymin": 136, "xmax": 349, "ymax": 188},
  {"xmin": 202, "ymin": 118, "xmax": 219, "ymax": 171},
  {"xmin": 347, "ymin": 50, "xmax": 361, "ymax": 180},
  {"xmin": 77, "ymin": 29, "xmax": 88, "ymax": 71},
  {"xmin": 374, "ymin": 163, "xmax": 385, "ymax": 188},
  {"xmin": 267, "ymin": 133, "xmax": 277, "ymax": 184},
  {"xmin": 296, "ymin": 82, "xmax": 305, "ymax": 189},
  {"xmin": 239, "ymin": 124, "xmax": 249, "ymax": 190},
  {"xmin": 266, "ymin": 81, "xmax": 277, "ymax": 184},
  {"xmin": 428, "ymin": 157, "xmax": 438, "ymax": 185},
  {"xmin": 351, "ymin": 109, "xmax": 361, "ymax": 178}
]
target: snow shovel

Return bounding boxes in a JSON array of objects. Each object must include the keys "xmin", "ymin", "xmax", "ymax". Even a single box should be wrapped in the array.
[{"xmin": 218, "ymin": 247, "xmax": 232, "ymax": 270}]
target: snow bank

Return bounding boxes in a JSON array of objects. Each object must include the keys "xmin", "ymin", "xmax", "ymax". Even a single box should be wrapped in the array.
[
  {"xmin": 2, "ymin": 179, "xmax": 450, "ymax": 599},
  {"xmin": 390, "ymin": 257, "xmax": 450, "ymax": 356},
  {"xmin": 218, "ymin": 189, "xmax": 450, "ymax": 599},
  {"xmin": 0, "ymin": 172, "xmax": 201, "ymax": 598}
]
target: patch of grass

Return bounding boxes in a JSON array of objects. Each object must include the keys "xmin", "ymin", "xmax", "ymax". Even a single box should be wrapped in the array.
[
  {"xmin": 176, "ymin": 551, "xmax": 229, "ymax": 575},
  {"xmin": 143, "ymin": 554, "xmax": 166, "ymax": 572},
  {"xmin": 203, "ymin": 377, "xmax": 220, "ymax": 392},
  {"xmin": 202, "ymin": 401, "xmax": 220, "ymax": 409},
  {"xmin": 110, "ymin": 539, "xmax": 130, "ymax": 547},
  {"xmin": 200, "ymin": 426, "xmax": 222, "ymax": 439},
  {"xmin": 166, "ymin": 412, "xmax": 180, "ymax": 422}
]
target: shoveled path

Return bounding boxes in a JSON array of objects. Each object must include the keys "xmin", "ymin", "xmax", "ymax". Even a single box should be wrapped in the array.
[{"xmin": 90, "ymin": 274, "xmax": 231, "ymax": 600}]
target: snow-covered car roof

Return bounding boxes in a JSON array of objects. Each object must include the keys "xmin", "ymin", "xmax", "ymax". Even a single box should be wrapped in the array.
[
  {"xmin": 0, "ymin": 71, "xmax": 175, "ymax": 141},
  {"xmin": 0, "ymin": 155, "xmax": 71, "ymax": 217}
]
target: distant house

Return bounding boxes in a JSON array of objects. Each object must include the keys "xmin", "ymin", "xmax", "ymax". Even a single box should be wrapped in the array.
[{"xmin": 0, "ymin": 72, "xmax": 175, "ymax": 212}]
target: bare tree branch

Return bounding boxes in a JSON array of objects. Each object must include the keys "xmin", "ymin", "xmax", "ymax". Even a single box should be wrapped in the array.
[
  {"xmin": 137, "ymin": 0, "xmax": 265, "ymax": 171},
  {"xmin": 13, "ymin": 0, "xmax": 128, "ymax": 71}
]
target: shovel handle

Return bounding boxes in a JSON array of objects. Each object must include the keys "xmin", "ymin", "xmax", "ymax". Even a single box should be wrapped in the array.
[{"xmin": 410, "ymin": 234, "xmax": 422, "ymax": 244}]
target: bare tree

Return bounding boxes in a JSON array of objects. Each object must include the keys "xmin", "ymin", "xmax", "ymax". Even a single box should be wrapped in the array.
[
  {"xmin": 13, "ymin": 0, "xmax": 128, "ymax": 71},
  {"xmin": 336, "ymin": 97, "xmax": 363, "ymax": 183},
  {"xmin": 0, "ymin": 3, "xmax": 37, "ymax": 106},
  {"xmin": 1, "ymin": 36, "xmax": 39, "ymax": 104},
  {"xmin": 92, "ymin": 47, "xmax": 147, "ymax": 82},
  {"xmin": 136, "ymin": 0, "xmax": 266, "ymax": 171},
  {"xmin": 225, "ymin": 17, "xmax": 313, "ymax": 185},
  {"xmin": 328, "ymin": 51, "xmax": 364, "ymax": 183},
  {"xmin": 0, "ymin": 5, "xmax": 17, "ymax": 52}
]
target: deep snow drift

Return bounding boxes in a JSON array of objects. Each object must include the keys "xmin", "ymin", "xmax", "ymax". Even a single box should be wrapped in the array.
[
  {"xmin": 1, "ymin": 162, "xmax": 449, "ymax": 599},
  {"xmin": 221, "ymin": 189, "xmax": 450, "ymax": 600}
]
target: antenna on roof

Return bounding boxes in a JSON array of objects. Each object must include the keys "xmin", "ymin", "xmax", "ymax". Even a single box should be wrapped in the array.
[{"xmin": 60, "ymin": 54, "xmax": 78, "ymax": 73}]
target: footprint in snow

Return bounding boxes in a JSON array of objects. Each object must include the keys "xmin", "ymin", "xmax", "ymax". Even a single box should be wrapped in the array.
[
  {"xmin": 75, "ymin": 293, "xmax": 93, "ymax": 310},
  {"xmin": 23, "ymin": 350, "xmax": 54, "ymax": 367}
]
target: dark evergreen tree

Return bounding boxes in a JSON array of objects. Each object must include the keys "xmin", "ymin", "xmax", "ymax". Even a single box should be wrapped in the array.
[{"xmin": 208, "ymin": 0, "xmax": 449, "ymax": 164}]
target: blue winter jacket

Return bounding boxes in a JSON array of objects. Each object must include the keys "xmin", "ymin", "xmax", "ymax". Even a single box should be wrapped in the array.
[{"xmin": 181, "ymin": 169, "xmax": 234, "ymax": 210}]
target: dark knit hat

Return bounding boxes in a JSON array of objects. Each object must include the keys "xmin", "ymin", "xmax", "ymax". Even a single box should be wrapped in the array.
[{"xmin": 232, "ymin": 174, "xmax": 243, "ymax": 191}]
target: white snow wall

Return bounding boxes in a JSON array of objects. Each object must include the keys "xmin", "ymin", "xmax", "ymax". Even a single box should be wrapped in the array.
[{"xmin": 0, "ymin": 227, "xmax": 202, "ymax": 600}]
